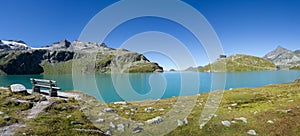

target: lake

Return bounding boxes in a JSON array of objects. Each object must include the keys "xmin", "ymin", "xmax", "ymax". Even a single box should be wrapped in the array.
[{"xmin": 1, "ymin": 70, "xmax": 300, "ymax": 102}]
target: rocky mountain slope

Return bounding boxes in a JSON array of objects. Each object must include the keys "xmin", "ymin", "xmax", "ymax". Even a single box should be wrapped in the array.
[
  {"xmin": 0, "ymin": 40, "xmax": 31, "ymax": 51},
  {"xmin": 0, "ymin": 40, "xmax": 163, "ymax": 75},
  {"xmin": 199, "ymin": 54, "xmax": 276, "ymax": 72},
  {"xmin": 264, "ymin": 46, "xmax": 300, "ymax": 68}
]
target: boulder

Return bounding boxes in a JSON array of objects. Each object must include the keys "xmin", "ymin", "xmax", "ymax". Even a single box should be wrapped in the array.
[
  {"xmin": 247, "ymin": 130, "xmax": 257, "ymax": 135},
  {"xmin": 113, "ymin": 101, "xmax": 126, "ymax": 105},
  {"xmin": 234, "ymin": 117, "xmax": 247, "ymax": 123},
  {"xmin": 132, "ymin": 126, "xmax": 143, "ymax": 133},
  {"xmin": 144, "ymin": 107, "xmax": 156, "ymax": 113},
  {"xmin": 183, "ymin": 117, "xmax": 188, "ymax": 124},
  {"xmin": 10, "ymin": 84, "xmax": 27, "ymax": 93},
  {"xmin": 104, "ymin": 130, "xmax": 112, "ymax": 135},
  {"xmin": 117, "ymin": 124, "xmax": 125, "ymax": 131},
  {"xmin": 145, "ymin": 116, "xmax": 163, "ymax": 124},
  {"xmin": 267, "ymin": 120, "xmax": 274, "ymax": 124},
  {"xmin": 95, "ymin": 118, "xmax": 105, "ymax": 123},
  {"xmin": 221, "ymin": 120, "xmax": 231, "ymax": 127},
  {"xmin": 110, "ymin": 122, "xmax": 116, "ymax": 129},
  {"xmin": 3, "ymin": 115, "xmax": 10, "ymax": 121},
  {"xmin": 104, "ymin": 108, "xmax": 116, "ymax": 113},
  {"xmin": 177, "ymin": 120, "xmax": 183, "ymax": 126}
]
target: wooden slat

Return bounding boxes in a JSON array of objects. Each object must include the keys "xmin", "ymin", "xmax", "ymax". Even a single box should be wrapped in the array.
[
  {"xmin": 30, "ymin": 78, "xmax": 56, "ymax": 84},
  {"xmin": 34, "ymin": 84, "xmax": 61, "ymax": 90}
]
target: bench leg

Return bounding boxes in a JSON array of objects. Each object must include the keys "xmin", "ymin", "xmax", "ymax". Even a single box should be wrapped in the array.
[
  {"xmin": 49, "ymin": 88, "xmax": 58, "ymax": 97},
  {"xmin": 33, "ymin": 86, "xmax": 40, "ymax": 94}
]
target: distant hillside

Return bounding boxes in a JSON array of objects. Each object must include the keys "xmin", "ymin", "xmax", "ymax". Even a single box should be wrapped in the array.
[
  {"xmin": 184, "ymin": 66, "xmax": 203, "ymax": 72},
  {"xmin": 264, "ymin": 46, "xmax": 300, "ymax": 69},
  {"xmin": 199, "ymin": 54, "xmax": 276, "ymax": 72},
  {"xmin": 0, "ymin": 40, "xmax": 163, "ymax": 75}
]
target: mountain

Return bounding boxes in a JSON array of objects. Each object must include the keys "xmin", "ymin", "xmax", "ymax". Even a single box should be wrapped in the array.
[
  {"xmin": 263, "ymin": 46, "xmax": 300, "ymax": 68},
  {"xmin": 0, "ymin": 40, "xmax": 31, "ymax": 51},
  {"xmin": 184, "ymin": 66, "xmax": 203, "ymax": 72},
  {"xmin": 199, "ymin": 54, "xmax": 276, "ymax": 72},
  {"xmin": 0, "ymin": 40, "xmax": 163, "ymax": 75}
]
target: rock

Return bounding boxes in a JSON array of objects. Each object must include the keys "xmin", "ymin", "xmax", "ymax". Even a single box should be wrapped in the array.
[
  {"xmin": 287, "ymin": 100, "xmax": 294, "ymax": 102},
  {"xmin": 0, "ymin": 111, "xmax": 4, "ymax": 115},
  {"xmin": 144, "ymin": 107, "xmax": 155, "ymax": 113},
  {"xmin": 104, "ymin": 108, "xmax": 116, "ymax": 113},
  {"xmin": 228, "ymin": 107, "xmax": 232, "ymax": 110},
  {"xmin": 183, "ymin": 117, "xmax": 188, "ymax": 124},
  {"xmin": 113, "ymin": 101, "xmax": 126, "ymax": 105},
  {"xmin": 158, "ymin": 108, "xmax": 165, "ymax": 111},
  {"xmin": 145, "ymin": 116, "xmax": 163, "ymax": 124},
  {"xmin": 70, "ymin": 105, "xmax": 79, "ymax": 109},
  {"xmin": 61, "ymin": 107, "xmax": 67, "ymax": 110},
  {"xmin": 132, "ymin": 126, "xmax": 143, "ymax": 133},
  {"xmin": 231, "ymin": 121, "xmax": 237, "ymax": 124},
  {"xmin": 117, "ymin": 124, "xmax": 125, "ymax": 131},
  {"xmin": 267, "ymin": 120, "xmax": 274, "ymax": 124},
  {"xmin": 104, "ymin": 130, "xmax": 112, "ymax": 135},
  {"xmin": 80, "ymin": 107, "xmax": 88, "ymax": 111},
  {"xmin": 110, "ymin": 122, "xmax": 116, "ymax": 129},
  {"xmin": 135, "ymin": 122, "xmax": 145, "ymax": 126},
  {"xmin": 234, "ymin": 117, "xmax": 247, "ymax": 123},
  {"xmin": 98, "ymin": 112, "xmax": 103, "ymax": 116},
  {"xmin": 3, "ymin": 115, "xmax": 11, "ymax": 121},
  {"xmin": 130, "ymin": 107, "xmax": 137, "ymax": 112},
  {"xmin": 230, "ymin": 103, "xmax": 238, "ymax": 107},
  {"xmin": 177, "ymin": 120, "xmax": 183, "ymax": 126},
  {"xmin": 10, "ymin": 84, "xmax": 27, "ymax": 93},
  {"xmin": 71, "ymin": 121, "xmax": 83, "ymax": 125},
  {"xmin": 221, "ymin": 120, "xmax": 231, "ymax": 127},
  {"xmin": 280, "ymin": 109, "xmax": 292, "ymax": 113},
  {"xmin": 95, "ymin": 118, "xmax": 105, "ymax": 123},
  {"xmin": 210, "ymin": 114, "xmax": 218, "ymax": 118},
  {"xmin": 247, "ymin": 130, "xmax": 257, "ymax": 135}
]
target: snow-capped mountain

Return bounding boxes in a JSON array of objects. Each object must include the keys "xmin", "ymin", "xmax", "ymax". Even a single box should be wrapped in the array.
[{"xmin": 0, "ymin": 40, "xmax": 31, "ymax": 51}]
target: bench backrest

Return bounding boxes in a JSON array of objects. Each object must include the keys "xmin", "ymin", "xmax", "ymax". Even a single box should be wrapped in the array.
[{"xmin": 30, "ymin": 78, "xmax": 57, "ymax": 86}]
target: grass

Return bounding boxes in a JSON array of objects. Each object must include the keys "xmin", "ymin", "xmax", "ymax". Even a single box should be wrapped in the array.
[
  {"xmin": 290, "ymin": 65, "xmax": 300, "ymax": 70},
  {"xmin": 128, "ymin": 62, "xmax": 163, "ymax": 73},
  {"xmin": 199, "ymin": 54, "xmax": 276, "ymax": 72},
  {"xmin": 1, "ymin": 78, "xmax": 299, "ymax": 135},
  {"xmin": 41, "ymin": 60, "xmax": 74, "ymax": 74}
]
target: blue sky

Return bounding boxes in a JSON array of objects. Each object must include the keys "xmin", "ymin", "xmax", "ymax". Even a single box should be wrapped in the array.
[{"xmin": 1, "ymin": 0, "xmax": 300, "ymax": 70}]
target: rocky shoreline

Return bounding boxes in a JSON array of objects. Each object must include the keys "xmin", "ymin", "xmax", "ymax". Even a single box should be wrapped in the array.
[{"xmin": 1, "ymin": 79, "xmax": 300, "ymax": 135}]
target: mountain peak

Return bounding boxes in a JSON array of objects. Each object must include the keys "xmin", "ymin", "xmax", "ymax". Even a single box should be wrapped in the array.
[
  {"xmin": 263, "ymin": 45, "xmax": 291, "ymax": 60},
  {"xmin": 275, "ymin": 45, "xmax": 289, "ymax": 51}
]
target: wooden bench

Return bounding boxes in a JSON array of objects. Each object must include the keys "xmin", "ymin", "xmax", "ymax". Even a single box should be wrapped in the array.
[{"xmin": 30, "ymin": 78, "xmax": 61, "ymax": 97}]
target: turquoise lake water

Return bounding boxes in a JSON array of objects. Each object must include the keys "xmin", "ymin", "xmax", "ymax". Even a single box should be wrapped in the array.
[{"xmin": 1, "ymin": 70, "xmax": 300, "ymax": 102}]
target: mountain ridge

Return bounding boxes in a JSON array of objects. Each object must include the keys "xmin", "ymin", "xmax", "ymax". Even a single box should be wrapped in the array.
[
  {"xmin": 263, "ymin": 45, "xmax": 300, "ymax": 68},
  {"xmin": 0, "ymin": 39, "xmax": 163, "ymax": 75},
  {"xmin": 199, "ymin": 54, "xmax": 276, "ymax": 72}
]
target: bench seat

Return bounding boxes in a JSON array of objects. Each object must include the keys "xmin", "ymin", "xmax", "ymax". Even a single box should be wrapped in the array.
[
  {"xmin": 34, "ymin": 84, "xmax": 61, "ymax": 90},
  {"xmin": 30, "ymin": 78, "xmax": 61, "ymax": 97}
]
